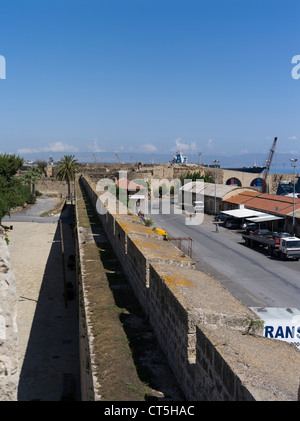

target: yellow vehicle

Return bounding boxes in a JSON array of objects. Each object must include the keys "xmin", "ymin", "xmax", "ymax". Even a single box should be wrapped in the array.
[{"xmin": 154, "ymin": 228, "xmax": 169, "ymax": 241}]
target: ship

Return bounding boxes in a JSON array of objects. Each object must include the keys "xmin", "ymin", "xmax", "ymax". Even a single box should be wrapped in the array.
[
  {"xmin": 276, "ymin": 177, "xmax": 300, "ymax": 196},
  {"xmin": 224, "ymin": 165, "xmax": 266, "ymax": 173},
  {"xmin": 170, "ymin": 151, "xmax": 188, "ymax": 164}
]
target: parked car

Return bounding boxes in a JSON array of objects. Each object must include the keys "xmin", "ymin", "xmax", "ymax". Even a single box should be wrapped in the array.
[
  {"xmin": 243, "ymin": 222, "xmax": 259, "ymax": 234},
  {"xmin": 250, "ymin": 228, "xmax": 273, "ymax": 236},
  {"xmin": 225, "ymin": 219, "xmax": 241, "ymax": 229},
  {"xmin": 215, "ymin": 214, "xmax": 231, "ymax": 222},
  {"xmin": 271, "ymin": 232, "xmax": 291, "ymax": 239}
]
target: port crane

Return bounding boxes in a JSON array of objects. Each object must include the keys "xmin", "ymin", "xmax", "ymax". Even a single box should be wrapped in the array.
[
  {"xmin": 263, "ymin": 137, "xmax": 277, "ymax": 192},
  {"xmin": 116, "ymin": 153, "xmax": 121, "ymax": 164}
]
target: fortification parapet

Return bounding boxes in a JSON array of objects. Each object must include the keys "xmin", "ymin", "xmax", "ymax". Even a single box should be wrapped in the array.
[{"xmin": 78, "ymin": 175, "xmax": 300, "ymax": 401}]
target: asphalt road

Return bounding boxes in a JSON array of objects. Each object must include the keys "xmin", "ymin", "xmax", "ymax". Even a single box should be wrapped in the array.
[
  {"xmin": 148, "ymin": 201, "xmax": 300, "ymax": 309},
  {"xmin": 7, "ymin": 197, "xmax": 299, "ymax": 309},
  {"xmin": 3, "ymin": 196, "xmax": 60, "ymax": 224}
]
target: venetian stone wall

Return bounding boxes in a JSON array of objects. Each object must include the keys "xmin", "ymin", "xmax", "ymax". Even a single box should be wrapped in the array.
[
  {"xmin": 0, "ymin": 228, "xmax": 18, "ymax": 401},
  {"xmin": 78, "ymin": 175, "xmax": 300, "ymax": 401}
]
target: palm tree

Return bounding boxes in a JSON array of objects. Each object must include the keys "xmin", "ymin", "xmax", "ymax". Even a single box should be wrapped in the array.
[
  {"xmin": 56, "ymin": 155, "xmax": 78, "ymax": 199},
  {"xmin": 24, "ymin": 166, "xmax": 42, "ymax": 194}
]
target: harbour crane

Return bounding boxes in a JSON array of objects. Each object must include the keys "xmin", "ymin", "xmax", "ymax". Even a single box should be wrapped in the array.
[
  {"xmin": 116, "ymin": 153, "xmax": 121, "ymax": 164},
  {"xmin": 263, "ymin": 137, "xmax": 278, "ymax": 192}
]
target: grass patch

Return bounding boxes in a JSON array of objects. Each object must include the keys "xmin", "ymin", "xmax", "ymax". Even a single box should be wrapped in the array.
[{"xmin": 75, "ymin": 178, "xmax": 185, "ymax": 401}]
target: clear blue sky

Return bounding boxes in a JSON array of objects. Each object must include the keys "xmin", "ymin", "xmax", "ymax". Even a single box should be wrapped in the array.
[{"xmin": 0, "ymin": 0, "xmax": 299, "ymax": 160}]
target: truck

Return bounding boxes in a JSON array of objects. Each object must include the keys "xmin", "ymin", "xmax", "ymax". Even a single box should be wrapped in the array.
[{"xmin": 242, "ymin": 233, "xmax": 300, "ymax": 261}]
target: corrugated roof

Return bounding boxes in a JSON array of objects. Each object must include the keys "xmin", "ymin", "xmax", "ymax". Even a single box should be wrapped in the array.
[
  {"xmin": 180, "ymin": 182, "xmax": 255, "ymax": 198},
  {"xmin": 246, "ymin": 196, "xmax": 300, "ymax": 215},
  {"xmin": 181, "ymin": 183, "xmax": 300, "ymax": 217},
  {"xmin": 224, "ymin": 191, "xmax": 260, "ymax": 204},
  {"xmin": 224, "ymin": 191, "xmax": 300, "ymax": 216}
]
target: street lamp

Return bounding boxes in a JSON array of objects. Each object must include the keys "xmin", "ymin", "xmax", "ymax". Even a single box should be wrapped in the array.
[
  {"xmin": 289, "ymin": 158, "xmax": 298, "ymax": 236},
  {"xmin": 213, "ymin": 159, "xmax": 220, "ymax": 215}
]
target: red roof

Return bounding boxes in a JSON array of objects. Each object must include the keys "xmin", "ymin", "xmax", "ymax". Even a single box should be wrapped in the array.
[
  {"xmin": 225, "ymin": 192, "xmax": 300, "ymax": 215},
  {"xmin": 117, "ymin": 178, "xmax": 145, "ymax": 191},
  {"xmin": 225, "ymin": 190, "xmax": 260, "ymax": 205}
]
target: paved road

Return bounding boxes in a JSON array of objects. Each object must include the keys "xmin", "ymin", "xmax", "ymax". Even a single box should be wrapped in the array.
[
  {"xmin": 3, "ymin": 196, "xmax": 60, "ymax": 224},
  {"xmin": 148, "ymin": 201, "xmax": 300, "ymax": 309}
]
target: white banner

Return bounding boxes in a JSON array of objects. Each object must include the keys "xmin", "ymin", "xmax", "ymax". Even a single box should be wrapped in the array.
[{"xmin": 264, "ymin": 316, "xmax": 300, "ymax": 350}]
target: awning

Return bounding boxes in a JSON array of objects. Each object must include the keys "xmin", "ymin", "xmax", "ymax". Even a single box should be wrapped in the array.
[
  {"xmin": 246, "ymin": 215, "xmax": 284, "ymax": 223},
  {"xmin": 221, "ymin": 209, "xmax": 267, "ymax": 219}
]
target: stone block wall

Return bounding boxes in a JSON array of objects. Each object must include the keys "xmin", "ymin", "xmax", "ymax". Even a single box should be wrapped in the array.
[
  {"xmin": 78, "ymin": 175, "xmax": 300, "ymax": 401},
  {"xmin": 35, "ymin": 177, "xmax": 69, "ymax": 197},
  {"xmin": 149, "ymin": 263, "xmax": 196, "ymax": 395},
  {"xmin": 0, "ymin": 228, "xmax": 19, "ymax": 401}
]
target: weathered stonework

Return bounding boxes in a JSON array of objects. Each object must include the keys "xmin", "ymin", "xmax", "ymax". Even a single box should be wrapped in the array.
[
  {"xmin": 0, "ymin": 228, "xmax": 18, "ymax": 401},
  {"xmin": 78, "ymin": 174, "xmax": 300, "ymax": 401}
]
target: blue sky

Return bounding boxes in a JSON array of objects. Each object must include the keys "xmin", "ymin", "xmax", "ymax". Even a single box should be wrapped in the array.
[{"xmin": 0, "ymin": 0, "xmax": 299, "ymax": 161}]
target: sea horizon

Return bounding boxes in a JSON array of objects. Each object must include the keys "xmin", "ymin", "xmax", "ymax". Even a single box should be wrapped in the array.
[{"xmin": 19, "ymin": 150, "xmax": 300, "ymax": 176}]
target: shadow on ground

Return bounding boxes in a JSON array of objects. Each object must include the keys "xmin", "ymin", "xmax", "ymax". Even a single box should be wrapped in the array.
[
  {"xmin": 17, "ymin": 204, "xmax": 81, "ymax": 401},
  {"xmin": 77, "ymin": 180, "xmax": 185, "ymax": 401}
]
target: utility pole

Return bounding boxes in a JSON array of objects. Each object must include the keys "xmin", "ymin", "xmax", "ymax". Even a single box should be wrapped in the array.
[
  {"xmin": 289, "ymin": 158, "xmax": 298, "ymax": 235},
  {"xmin": 198, "ymin": 152, "xmax": 202, "ymax": 170},
  {"xmin": 213, "ymin": 159, "xmax": 220, "ymax": 215}
]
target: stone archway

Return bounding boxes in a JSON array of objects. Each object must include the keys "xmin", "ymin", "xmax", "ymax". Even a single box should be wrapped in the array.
[
  {"xmin": 225, "ymin": 177, "xmax": 242, "ymax": 186},
  {"xmin": 250, "ymin": 177, "xmax": 265, "ymax": 192}
]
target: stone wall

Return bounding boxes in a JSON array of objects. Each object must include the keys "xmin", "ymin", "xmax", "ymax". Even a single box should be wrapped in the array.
[
  {"xmin": 82, "ymin": 162, "xmax": 292, "ymax": 195},
  {"xmin": 35, "ymin": 178, "xmax": 69, "ymax": 197},
  {"xmin": 78, "ymin": 175, "xmax": 300, "ymax": 401},
  {"xmin": 0, "ymin": 228, "xmax": 19, "ymax": 401}
]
